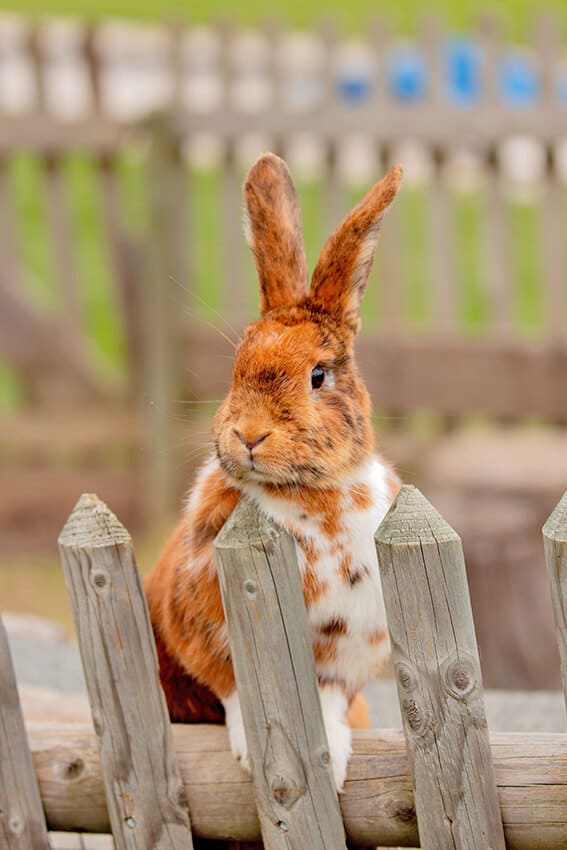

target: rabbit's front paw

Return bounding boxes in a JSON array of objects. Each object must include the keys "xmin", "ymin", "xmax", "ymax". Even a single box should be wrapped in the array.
[
  {"xmin": 223, "ymin": 691, "xmax": 251, "ymax": 773},
  {"xmin": 320, "ymin": 685, "xmax": 352, "ymax": 792}
]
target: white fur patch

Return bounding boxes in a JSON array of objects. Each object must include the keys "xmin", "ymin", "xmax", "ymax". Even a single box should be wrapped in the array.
[
  {"xmin": 222, "ymin": 691, "xmax": 251, "ymax": 774},
  {"xmin": 241, "ymin": 455, "xmax": 392, "ymax": 694},
  {"xmin": 319, "ymin": 684, "xmax": 351, "ymax": 791}
]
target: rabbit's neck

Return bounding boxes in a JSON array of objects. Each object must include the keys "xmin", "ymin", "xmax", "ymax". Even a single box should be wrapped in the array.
[
  {"xmin": 240, "ymin": 454, "xmax": 396, "ymax": 696},
  {"xmin": 239, "ymin": 454, "xmax": 394, "ymax": 549}
]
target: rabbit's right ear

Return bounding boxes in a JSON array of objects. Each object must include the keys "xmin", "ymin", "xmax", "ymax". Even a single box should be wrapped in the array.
[{"xmin": 243, "ymin": 153, "xmax": 308, "ymax": 315}]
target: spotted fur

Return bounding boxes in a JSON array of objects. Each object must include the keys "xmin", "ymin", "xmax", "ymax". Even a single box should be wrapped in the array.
[{"xmin": 146, "ymin": 153, "xmax": 402, "ymax": 791}]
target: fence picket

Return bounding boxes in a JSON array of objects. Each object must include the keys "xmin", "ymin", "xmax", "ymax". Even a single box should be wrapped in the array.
[
  {"xmin": 0, "ymin": 157, "xmax": 24, "ymax": 292},
  {"xmin": 43, "ymin": 153, "xmax": 85, "ymax": 346},
  {"xmin": 58, "ymin": 493, "xmax": 194, "ymax": 850},
  {"xmin": 375, "ymin": 485, "xmax": 506, "ymax": 850},
  {"xmin": 543, "ymin": 491, "xmax": 567, "ymax": 712},
  {"xmin": 215, "ymin": 498, "xmax": 348, "ymax": 850},
  {"xmin": 0, "ymin": 616, "xmax": 51, "ymax": 850}
]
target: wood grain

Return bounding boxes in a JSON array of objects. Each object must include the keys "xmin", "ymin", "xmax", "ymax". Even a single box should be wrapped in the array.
[
  {"xmin": 25, "ymin": 721, "xmax": 567, "ymax": 849},
  {"xmin": 58, "ymin": 493, "xmax": 194, "ymax": 850},
  {"xmin": 375, "ymin": 485, "xmax": 506, "ymax": 850},
  {"xmin": 543, "ymin": 492, "xmax": 567, "ymax": 712},
  {"xmin": 215, "ymin": 498, "xmax": 347, "ymax": 850},
  {"xmin": 0, "ymin": 616, "xmax": 50, "ymax": 849}
]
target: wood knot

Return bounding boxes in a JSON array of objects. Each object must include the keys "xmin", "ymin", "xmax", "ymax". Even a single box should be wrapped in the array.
[
  {"xmin": 271, "ymin": 775, "xmax": 306, "ymax": 809},
  {"xmin": 91, "ymin": 569, "xmax": 109, "ymax": 591},
  {"xmin": 444, "ymin": 656, "xmax": 477, "ymax": 700},
  {"xmin": 392, "ymin": 798, "xmax": 416, "ymax": 824},
  {"xmin": 243, "ymin": 579, "xmax": 257, "ymax": 596},
  {"xmin": 62, "ymin": 757, "xmax": 85, "ymax": 781},
  {"xmin": 396, "ymin": 661, "xmax": 417, "ymax": 693},
  {"xmin": 8, "ymin": 816, "xmax": 23, "ymax": 836},
  {"xmin": 403, "ymin": 698, "xmax": 425, "ymax": 733}
]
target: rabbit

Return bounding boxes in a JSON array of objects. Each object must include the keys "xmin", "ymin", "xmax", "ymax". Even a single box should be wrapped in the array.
[{"xmin": 145, "ymin": 153, "xmax": 402, "ymax": 792}]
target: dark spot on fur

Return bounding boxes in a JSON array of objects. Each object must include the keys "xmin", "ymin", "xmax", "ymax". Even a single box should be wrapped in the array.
[
  {"xmin": 348, "ymin": 567, "xmax": 365, "ymax": 587},
  {"xmin": 319, "ymin": 617, "xmax": 348, "ymax": 637},
  {"xmin": 256, "ymin": 367, "xmax": 280, "ymax": 385}
]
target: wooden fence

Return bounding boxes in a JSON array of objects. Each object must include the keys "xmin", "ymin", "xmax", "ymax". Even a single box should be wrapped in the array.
[
  {"xmin": 1, "ymin": 485, "xmax": 567, "ymax": 848},
  {"xmin": 0, "ymin": 13, "xmax": 566, "ymax": 528}
]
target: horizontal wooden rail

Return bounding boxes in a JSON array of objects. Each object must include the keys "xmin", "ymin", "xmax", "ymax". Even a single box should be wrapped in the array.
[{"xmin": 28, "ymin": 721, "xmax": 567, "ymax": 849}]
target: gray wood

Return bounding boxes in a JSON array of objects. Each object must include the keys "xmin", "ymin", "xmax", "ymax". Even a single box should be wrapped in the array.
[
  {"xmin": 143, "ymin": 113, "xmax": 187, "ymax": 521},
  {"xmin": 26, "ymin": 720, "xmax": 567, "ymax": 849},
  {"xmin": 429, "ymin": 159, "xmax": 457, "ymax": 331},
  {"xmin": 375, "ymin": 485, "xmax": 506, "ymax": 850},
  {"xmin": 539, "ymin": 164, "xmax": 565, "ymax": 340},
  {"xmin": 0, "ymin": 616, "xmax": 50, "ymax": 849},
  {"xmin": 543, "ymin": 491, "xmax": 567, "ymax": 712},
  {"xmin": 0, "ymin": 157, "xmax": 23, "ymax": 293},
  {"xmin": 221, "ymin": 145, "xmax": 245, "ymax": 323},
  {"xmin": 483, "ymin": 161, "xmax": 511, "ymax": 335},
  {"xmin": 43, "ymin": 153, "xmax": 85, "ymax": 348},
  {"xmin": 81, "ymin": 23, "xmax": 103, "ymax": 114},
  {"xmin": 215, "ymin": 498, "xmax": 347, "ymax": 850},
  {"xmin": 26, "ymin": 22, "xmax": 47, "ymax": 114},
  {"xmin": 378, "ymin": 148, "xmax": 403, "ymax": 333},
  {"xmin": 58, "ymin": 493, "xmax": 194, "ymax": 850}
]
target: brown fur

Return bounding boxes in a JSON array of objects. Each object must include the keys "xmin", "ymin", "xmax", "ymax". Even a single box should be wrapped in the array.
[
  {"xmin": 145, "ymin": 154, "xmax": 402, "ymax": 735},
  {"xmin": 244, "ymin": 154, "xmax": 308, "ymax": 315},
  {"xmin": 310, "ymin": 165, "xmax": 403, "ymax": 333}
]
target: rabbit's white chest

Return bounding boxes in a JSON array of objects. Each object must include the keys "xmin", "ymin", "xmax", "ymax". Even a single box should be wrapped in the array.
[{"xmin": 242, "ymin": 455, "xmax": 394, "ymax": 694}]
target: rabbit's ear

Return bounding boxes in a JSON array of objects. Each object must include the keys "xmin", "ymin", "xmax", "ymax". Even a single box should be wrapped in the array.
[
  {"xmin": 243, "ymin": 153, "xmax": 308, "ymax": 315},
  {"xmin": 309, "ymin": 165, "xmax": 402, "ymax": 333}
]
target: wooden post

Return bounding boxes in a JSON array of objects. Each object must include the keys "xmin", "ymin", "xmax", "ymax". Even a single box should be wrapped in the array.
[
  {"xmin": 375, "ymin": 485, "xmax": 506, "ymax": 850},
  {"xmin": 0, "ymin": 616, "xmax": 50, "ymax": 850},
  {"xmin": 215, "ymin": 498, "xmax": 347, "ymax": 850},
  {"xmin": 543, "ymin": 491, "xmax": 567, "ymax": 710},
  {"xmin": 143, "ymin": 111, "xmax": 188, "ymax": 523},
  {"xmin": 58, "ymin": 493, "xmax": 194, "ymax": 850}
]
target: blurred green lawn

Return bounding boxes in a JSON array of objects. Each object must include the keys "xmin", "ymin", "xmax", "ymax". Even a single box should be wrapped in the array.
[{"xmin": 2, "ymin": 0, "xmax": 566, "ymax": 37}]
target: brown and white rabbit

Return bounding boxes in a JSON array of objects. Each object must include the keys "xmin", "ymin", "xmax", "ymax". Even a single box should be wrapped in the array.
[{"xmin": 145, "ymin": 153, "xmax": 402, "ymax": 791}]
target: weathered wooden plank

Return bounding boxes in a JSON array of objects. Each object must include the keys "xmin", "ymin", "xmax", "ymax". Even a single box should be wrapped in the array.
[
  {"xmin": 43, "ymin": 153, "xmax": 85, "ymax": 346},
  {"xmin": 26, "ymin": 721, "xmax": 567, "ymax": 849},
  {"xmin": 215, "ymin": 499, "xmax": 348, "ymax": 850},
  {"xmin": 26, "ymin": 22, "xmax": 48, "ymax": 114},
  {"xmin": 58, "ymin": 494, "xmax": 194, "ymax": 850},
  {"xmin": 0, "ymin": 157, "xmax": 24, "ymax": 292},
  {"xmin": 0, "ymin": 117, "xmax": 126, "ymax": 154},
  {"xmin": 543, "ymin": 492, "xmax": 567, "ymax": 712},
  {"xmin": 375, "ymin": 485, "xmax": 506, "ymax": 850},
  {"xmin": 221, "ymin": 144, "xmax": 245, "ymax": 323},
  {"xmin": 143, "ymin": 113, "xmax": 187, "ymax": 520},
  {"xmin": 428, "ymin": 156, "xmax": 457, "ymax": 331},
  {"xmin": 96, "ymin": 154, "xmax": 145, "ymax": 397},
  {"xmin": 0, "ymin": 616, "xmax": 50, "ymax": 850},
  {"xmin": 177, "ymin": 103, "xmax": 567, "ymax": 146},
  {"xmin": 539, "ymin": 160, "xmax": 565, "ymax": 340}
]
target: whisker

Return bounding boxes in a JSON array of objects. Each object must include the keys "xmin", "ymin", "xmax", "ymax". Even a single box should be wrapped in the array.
[{"xmin": 168, "ymin": 274, "xmax": 243, "ymax": 346}]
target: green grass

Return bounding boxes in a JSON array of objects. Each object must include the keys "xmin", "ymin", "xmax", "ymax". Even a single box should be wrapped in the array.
[{"xmin": 1, "ymin": 0, "xmax": 565, "ymax": 39}]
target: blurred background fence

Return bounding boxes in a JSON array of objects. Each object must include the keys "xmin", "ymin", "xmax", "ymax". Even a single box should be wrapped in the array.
[{"xmin": 1, "ymin": 11, "xmax": 567, "ymax": 689}]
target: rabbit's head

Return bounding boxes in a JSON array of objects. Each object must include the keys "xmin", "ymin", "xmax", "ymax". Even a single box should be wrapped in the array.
[{"xmin": 213, "ymin": 154, "xmax": 402, "ymax": 489}]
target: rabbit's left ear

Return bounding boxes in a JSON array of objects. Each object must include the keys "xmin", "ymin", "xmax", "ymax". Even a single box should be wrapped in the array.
[
  {"xmin": 243, "ymin": 153, "xmax": 308, "ymax": 315},
  {"xmin": 309, "ymin": 165, "xmax": 402, "ymax": 333}
]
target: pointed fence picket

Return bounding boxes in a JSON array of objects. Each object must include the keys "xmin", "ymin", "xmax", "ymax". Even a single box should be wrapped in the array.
[{"xmin": 1, "ymin": 486, "xmax": 567, "ymax": 847}]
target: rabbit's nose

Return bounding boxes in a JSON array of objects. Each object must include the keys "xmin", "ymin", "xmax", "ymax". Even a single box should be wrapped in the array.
[{"xmin": 234, "ymin": 429, "xmax": 271, "ymax": 451}]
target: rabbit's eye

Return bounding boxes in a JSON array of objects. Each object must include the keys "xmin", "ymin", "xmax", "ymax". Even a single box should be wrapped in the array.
[{"xmin": 311, "ymin": 366, "xmax": 325, "ymax": 390}]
